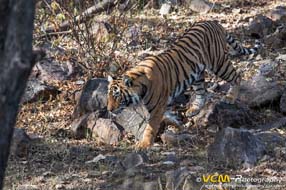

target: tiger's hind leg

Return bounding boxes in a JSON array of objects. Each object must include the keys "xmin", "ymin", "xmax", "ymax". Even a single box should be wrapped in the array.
[
  {"xmin": 186, "ymin": 74, "xmax": 206, "ymax": 117},
  {"xmin": 216, "ymin": 60, "xmax": 241, "ymax": 104}
]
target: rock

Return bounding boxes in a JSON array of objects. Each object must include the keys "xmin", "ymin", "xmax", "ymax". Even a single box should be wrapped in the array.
[
  {"xmin": 85, "ymin": 154, "xmax": 106, "ymax": 164},
  {"xmin": 280, "ymin": 91, "xmax": 286, "ymax": 114},
  {"xmin": 266, "ymin": 6, "xmax": 286, "ymax": 23},
  {"xmin": 162, "ymin": 151, "xmax": 178, "ymax": 164},
  {"xmin": 34, "ymin": 59, "xmax": 82, "ymax": 82},
  {"xmin": 255, "ymin": 130, "xmax": 285, "ymax": 154},
  {"xmin": 191, "ymin": 101, "xmax": 257, "ymax": 128},
  {"xmin": 90, "ymin": 118, "xmax": 123, "ymax": 145},
  {"xmin": 72, "ymin": 78, "xmax": 108, "ymax": 118},
  {"xmin": 70, "ymin": 114, "xmax": 90, "ymax": 139},
  {"xmin": 189, "ymin": 0, "xmax": 212, "ymax": 14},
  {"xmin": 55, "ymin": 184, "xmax": 65, "ymax": 190},
  {"xmin": 71, "ymin": 112, "xmax": 122, "ymax": 144},
  {"xmin": 10, "ymin": 128, "xmax": 30, "ymax": 158},
  {"xmin": 208, "ymin": 127, "xmax": 265, "ymax": 169},
  {"xmin": 264, "ymin": 26, "xmax": 286, "ymax": 49},
  {"xmin": 22, "ymin": 78, "xmax": 60, "ymax": 103},
  {"xmin": 115, "ymin": 104, "xmax": 149, "ymax": 140},
  {"xmin": 258, "ymin": 117, "xmax": 286, "ymax": 131},
  {"xmin": 161, "ymin": 131, "xmax": 196, "ymax": 146},
  {"xmin": 256, "ymin": 59, "xmax": 278, "ymax": 77},
  {"xmin": 165, "ymin": 167, "xmax": 201, "ymax": 190},
  {"xmin": 274, "ymin": 147, "xmax": 286, "ymax": 159},
  {"xmin": 122, "ymin": 152, "xmax": 148, "ymax": 170},
  {"xmin": 248, "ymin": 15, "xmax": 275, "ymax": 38},
  {"xmin": 160, "ymin": 3, "xmax": 172, "ymax": 16},
  {"xmin": 239, "ymin": 75, "xmax": 284, "ymax": 108}
]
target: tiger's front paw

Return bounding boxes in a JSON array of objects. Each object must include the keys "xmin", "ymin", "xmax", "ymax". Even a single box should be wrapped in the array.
[
  {"xmin": 135, "ymin": 140, "xmax": 152, "ymax": 149},
  {"xmin": 185, "ymin": 106, "xmax": 201, "ymax": 118}
]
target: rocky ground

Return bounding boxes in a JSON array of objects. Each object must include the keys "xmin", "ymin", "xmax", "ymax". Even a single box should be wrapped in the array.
[{"xmin": 4, "ymin": 0, "xmax": 286, "ymax": 190}]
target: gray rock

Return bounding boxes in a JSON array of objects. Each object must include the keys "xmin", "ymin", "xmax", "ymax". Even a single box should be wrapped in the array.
[
  {"xmin": 160, "ymin": 3, "xmax": 172, "ymax": 16},
  {"xmin": 189, "ymin": 0, "xmax": 212, "ymax": 13},
  {"xmin": 256, "ymin": 59, "xmax": 278, "ymax": 77},
  {"xmin": 191, "ymin": 101, "xmax": 257, "ymax": 128},
  {"xmin": 71, "ymin": 113, "xmax": 95, "ymax": 139},
  {"xmin": 165, "ymin": 167, "xmax": 201, "ymax": 190},
  {"xmin": 90, "ymin": 118, "xmax": 123, "ymax": 145},
  {"xmin": 255, "ymin": 130, "xmax": 285, "ymax": 154},
  {"xmin": 248, "ymin": 15, "xmax": 275, "ymax": 38},
  {"xmin": 162, "ymin": 151, "xmax": 178, "ymax": 164},
  {"xmin": 280, "ymin": 91, "xmax": 286, "ymax": 114},
  {"xmin": 161, "ymin": 131, "xmax": 196, "ymax": 146},
  {"xmin": 274, "ymin": 147, "xmax": 286, "ymax": 160},
  {"xmin": 72, "ymin": 78, "xmax": 108, "ymax": 118},
  {"xmin": 239, "ymin": 75, "xmax": 284, "ymax": 108},
  {"xmin": 34, "ymin": 59, "xmax": 82, "ymax": 82},
  {"xmin": 22, "ymin": 78, "xmax": 60, "ymax": 103},
  {"xmin": 266, "ymin": 6, "xmax": 286, "ymax": 23},
  {"xmin": 258, "ymin": 117, "xmax": 286, "ymax": 131},
  {"xmin": 264, "ymin": 26, "xmax": 286, "ymax": 49},
  {"xmin": 122, "ymin": 152, "xmax": 148, "ymax": 170},
  {"xmin": 10, "ymin": 128, "xmax": 30, "ymax": 158},
  {"xmin": 208, "ymin": 127, "xmax": 265, "ymax": 169},
  {"xmin": 71, "ymin": 111, "xmax": 123, "ymax": 144},
  {"xmin": 115, "ymin": 104, "xmax": 149, "ymax": 140}
]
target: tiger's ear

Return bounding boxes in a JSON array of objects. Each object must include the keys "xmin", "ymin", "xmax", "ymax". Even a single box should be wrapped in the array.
[
  {"xmin": 123, "ymin": 75, "xmax": 133, "ymax": 87},
  {"xmin": 107, "ymin": 75, "xmax": 113, "ymax": 83}
]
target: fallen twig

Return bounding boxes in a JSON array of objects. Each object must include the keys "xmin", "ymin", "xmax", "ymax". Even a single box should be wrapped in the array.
[{"xmin": 45, "ymin": 0, "xmax": 118, "ymax": 33}]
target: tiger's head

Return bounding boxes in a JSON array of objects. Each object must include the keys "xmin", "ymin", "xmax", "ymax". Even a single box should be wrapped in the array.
[{"xmin": 107, "ymin": 75, "xmax": 141, "ymax": 113}]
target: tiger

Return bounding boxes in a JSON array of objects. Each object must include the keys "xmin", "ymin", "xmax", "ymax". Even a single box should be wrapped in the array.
[{"xmin": 107, "ymin": 20, "xmax": 260, "ymax": 149}]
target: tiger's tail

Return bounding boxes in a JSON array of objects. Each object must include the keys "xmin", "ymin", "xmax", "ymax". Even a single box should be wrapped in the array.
[{"xmin": 226, "ymin": 34, "xmax": 261, "ymax": 55}]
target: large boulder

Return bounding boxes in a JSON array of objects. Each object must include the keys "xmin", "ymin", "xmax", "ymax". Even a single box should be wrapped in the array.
[
  {"xmin": 191, "ymin": 101, "xmax": 257, "ymax": 129},
  {"xmin": 33, "ymin": 58, "xmax": 82, "ymax": 82},
  {"xmin": 72, "ymin": 78, "xmax": 108, "ymax": 118},
  {"xmin": 115, "ymin": 104, "xmax": 149, "ymax": 140},
  {"xmin": 248, "ymin": 15, "xmax": 275, "ymax": 38},
  {"xmin": 89, "ymin": 118, "xmax": 123, "ymax": 145},
  {"xmin": 208, "ymin": 127, "xmax": 265, "ymax": 169},
  {"xmin": 239, "ymin": 75, "xmax": 284, "ymax": 108}
]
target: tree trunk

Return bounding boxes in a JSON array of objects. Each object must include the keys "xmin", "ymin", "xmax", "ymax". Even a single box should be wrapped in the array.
[{"xmin": 0, "ymin": 0, "xmax": 35, "ymax": 189}]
